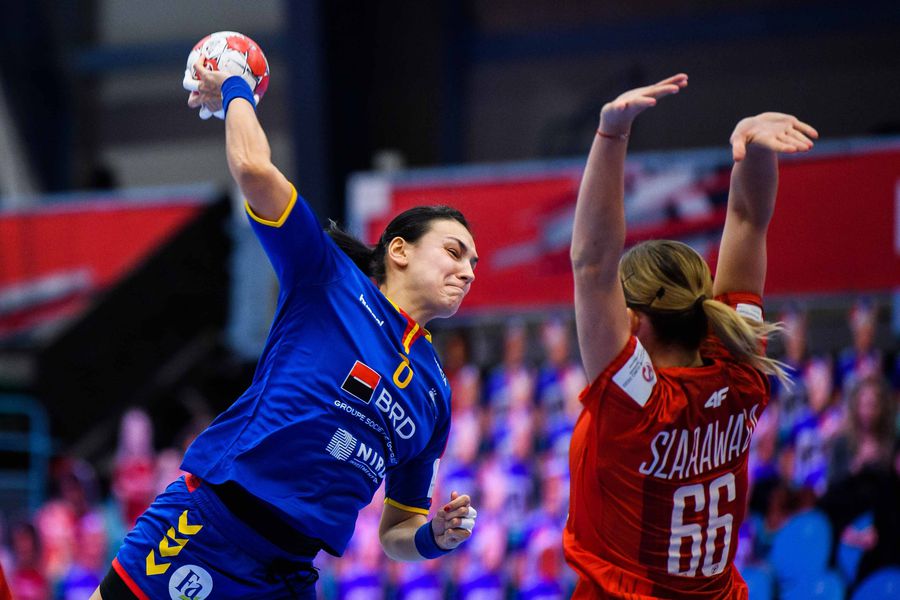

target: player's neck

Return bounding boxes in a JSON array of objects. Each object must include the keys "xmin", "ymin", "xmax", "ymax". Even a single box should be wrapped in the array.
[
  {"xmin": 379, "ymin": 284, "xmax": 431, "ymax": 326},
  {"xmin": 644, "ymin": 340, "xmax": 703, "ymax": 369}
]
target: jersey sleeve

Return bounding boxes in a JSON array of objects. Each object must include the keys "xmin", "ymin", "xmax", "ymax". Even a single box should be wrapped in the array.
[
  {"xmin": 579, "ymin": 336, "xmax": 658, "ymax": 413},
  {"xmin": 246, "ymin": 183, "xmax": 342, "ymax": 287},
  {"xmin": 701, "ymin": 291, "xmax": 766, "ymax": 360},
  {"xmin": 383, "ymin": 418, "xmax": 449, "ymax": 516}
]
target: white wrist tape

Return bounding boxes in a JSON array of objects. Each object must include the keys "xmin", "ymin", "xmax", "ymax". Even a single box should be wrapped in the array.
[{"xmin": 459, "ymin": 506, "xmax": 477, "ymax": 532}]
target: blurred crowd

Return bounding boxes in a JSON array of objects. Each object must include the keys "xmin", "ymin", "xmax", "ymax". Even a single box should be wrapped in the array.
[
  {"xmin": 2, "ymin": 299, "xmax": 898, "ymax": 599},
  {"xmin": 738, "ymin": 299, "xmax": 900, "ymax": 596}
]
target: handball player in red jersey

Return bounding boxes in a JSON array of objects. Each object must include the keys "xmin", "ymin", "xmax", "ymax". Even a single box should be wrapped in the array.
[{"xmin": 565, "ymin": 73, "xmax": 818, "ymax": 599}]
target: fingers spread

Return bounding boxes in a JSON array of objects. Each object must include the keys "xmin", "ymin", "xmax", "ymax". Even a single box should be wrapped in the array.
[
  {"xmin": 794, "ymin": 120, "xmax": 819, "ymax": 140},
  {"xmin": 786, "ymin": 128, "xmax": 814, "ymax": 149},
  {"xmin": 656, "ymin": 73, "xmax": 689, "ymax": 87},
  {"xmin": 648, "ymin": 83, "xmax": 684, "ymax": 98}
]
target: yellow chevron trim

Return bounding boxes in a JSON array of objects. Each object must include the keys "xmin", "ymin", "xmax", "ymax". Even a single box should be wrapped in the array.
[
  {"xmin": 145, "ymin": 550, "xmax": 170, "ymax": 575},
  {"xmin": 159, "ymin": 527, "xmax": 188, "ymax": 557},
  {"xmin": 177, "ymin": 510, "xmax": 203, "ymax": 536}
]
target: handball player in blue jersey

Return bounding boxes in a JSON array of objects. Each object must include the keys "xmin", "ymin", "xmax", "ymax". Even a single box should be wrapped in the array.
[{"xmin": 93, "ymin": 61, "xmax": 479, "ymax": 600}]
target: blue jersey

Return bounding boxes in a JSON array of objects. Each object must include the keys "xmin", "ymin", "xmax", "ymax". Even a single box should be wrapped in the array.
[{"xmin": 182, "ymin": 186, "xmax": 452, "ymax": 556}]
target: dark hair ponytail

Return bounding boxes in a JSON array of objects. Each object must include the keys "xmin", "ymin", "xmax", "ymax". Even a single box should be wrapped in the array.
[
  {"xmin": 326, "ymin": 205, "xmax": 470, "ymax": 285},
  {"xmin": 326, "ymin": 220, "xmax": 377, "ymax": 276}
]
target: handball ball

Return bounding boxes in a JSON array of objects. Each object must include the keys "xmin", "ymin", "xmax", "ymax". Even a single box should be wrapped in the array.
[{"xmin": 183, "ymin": 31, "xmax": 270, "ymax": 120}]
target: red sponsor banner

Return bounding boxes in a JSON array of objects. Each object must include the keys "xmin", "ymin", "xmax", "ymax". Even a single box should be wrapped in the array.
[
  {"xmin": 765, "ymin": 149, "xmax": 900, "ymax": 294},
  {"xmin": 354, "ymin": 144, "xmax": 900, "ymax": 312},
  {"xmin": 0, "ymin": 200, "xmax": 205, "ymax": 337}
]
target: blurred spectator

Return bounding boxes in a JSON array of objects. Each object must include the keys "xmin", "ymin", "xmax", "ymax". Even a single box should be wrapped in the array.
[
  {"xmin": 836, "ymin": 298, "xmax": 882, "ymax": 390},
  {"xmin": 441, "ymin": 408, "xmax": 482, "ymax": 512},
  {"xmin": 8, "ymin": 523, "xmax": 49, "ymax": 600},
  {"xmin": 516, "ymin": 456, "xmax": 572, "ymax": 598},
  {"xmin": 770, "ymin": 305, "xmax": 813, "ymax": 439},
  {"xmin": 819, "ymin": 439, "xmax": 900, "ymax": 587},
  {"xmin": 57, "ymin": 512, "xmax": 107, "ymax": 599},
  {"xmin": 154, "ymin": 447, "xmax": 186, "ymax": 496},
  {"xmin": 441, "ymin": 330, "xmax": 482, "ymax": 417},
  {"xmin": 534, "ymin": 318, "xmax": 586, "ymax": 455},
  {"xmin": 393, "ymin": 559, "xmax": 444, "ymax": 600},
  {"xmin": 32, "ymin": 458, "xmax": 99, "ymax": 584},
  {"xmin": 785, "ymin": 357, "xmax": 844, "ymax": 495},
  {"xmin": 334, "ymin": 490, "xmax": 385, "ymax": 600},
  {"xmin": 111, "ymin": 409, "xmax": 156, "ymax": 528},
  {"xmin": 484, "ymin": 321, "xmax": 535, "ymax": 450},
  {"xmin": 829, "ymin": 375, "xmax": 897, "ymax": 484},
  {"xmin": 334, "ymin": 517, "xmax": 383, "ymax": 600},
  {"xmin": 453, "ymin": 512, "xmax": 507, "ymax": 600}
]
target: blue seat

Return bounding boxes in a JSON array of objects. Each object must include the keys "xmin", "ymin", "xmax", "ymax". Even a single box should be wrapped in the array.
[
  {"xmin": 769, "ymin": 509, "xmax": 833, "ymax": 588},
  {"xmin": 837, "ymin": 511, "xmax": 874, "ymax": 584},
  {"xmin": 740, "ymin": 565, "xmax": 773, "ymax": 600},
  {"xmin": 851, "ymin": 567, "xmax": 900, "ymax": 600},
  {"xmin": 781, "ymin": 570, "xmax": 845, "ymax": 600}
]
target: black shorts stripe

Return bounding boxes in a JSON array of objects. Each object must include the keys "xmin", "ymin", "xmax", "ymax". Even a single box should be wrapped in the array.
[{"xmin": 99, "ymin": 565, "xmax": 140, "ymax": 599}]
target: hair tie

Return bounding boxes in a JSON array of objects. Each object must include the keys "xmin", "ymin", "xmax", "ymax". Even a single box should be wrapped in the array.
[
  {"xmin": 694, "ymin": 294, "xmax": 707, "ymax": 311},
  {"xmin": 648, "ymin": 286, "xmax": 665, "ymax": 306}
]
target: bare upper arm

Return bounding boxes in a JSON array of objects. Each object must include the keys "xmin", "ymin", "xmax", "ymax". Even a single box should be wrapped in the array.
[
  {"xmin": 237, "ymin": 163, "xmax": 295, "ymax": 223},
  {"xmin": 224, "ymin": 99, "xmax": 295, "ymax": 222},
  {"xmin": 379, "ymin": 502, "xmax": 426, "ymax": 540},
  {"xmin": 713, "ymin": 206, "xmax": 767, "ymax": 297},
  {"xmin": 573, "ymin": 264, "xmax": 632, "ymax": 383}
]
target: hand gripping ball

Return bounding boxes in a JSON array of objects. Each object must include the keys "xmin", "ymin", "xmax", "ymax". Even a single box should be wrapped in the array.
[{"xmin": 183, "ymin": 31, "xmax": 270, "ymax": 120}]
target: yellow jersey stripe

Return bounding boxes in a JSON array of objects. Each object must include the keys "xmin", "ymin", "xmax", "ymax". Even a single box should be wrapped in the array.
[
  {"xmin": 244, "ymin": 184, "xmax": 299, "ymax": 228},
  {"xmin": 384, "ymin": 297, "xmax": 432, "ymax": 348},
  {"xmin": 403, "ymin": 323, "xmax": 419, "ymax": 353},
  {"xmin": 384, "ymin": 498, "xmax": 429, "ymax": 516}
]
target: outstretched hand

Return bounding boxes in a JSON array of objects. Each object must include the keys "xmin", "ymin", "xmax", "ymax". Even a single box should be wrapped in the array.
[
  {"xmin": 432, "ymin": 491, "xmax": 476, "ymax": 550},
  {"xmin": 730, "ymin": 112, "xmax": 818, "ymax": 162},
  {"xmin": 598, "ymin": 73, "xmax": 688, "ymax": 136}
]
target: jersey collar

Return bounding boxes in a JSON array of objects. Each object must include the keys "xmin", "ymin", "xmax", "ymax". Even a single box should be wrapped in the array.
[{"xmin": 385, "ymin": 297, "xmax": 433, "ymax": 353}]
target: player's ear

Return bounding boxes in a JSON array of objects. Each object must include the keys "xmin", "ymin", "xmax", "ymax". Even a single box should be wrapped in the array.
[
  {"xmin": 385, "ymin": 236, "xmax": 410, "ymax": 269},
  {"xmin": 626, "ymin": 307, "xmax": 640, "ymax": 335}
]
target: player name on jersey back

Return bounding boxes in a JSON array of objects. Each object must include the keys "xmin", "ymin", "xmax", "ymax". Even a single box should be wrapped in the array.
[{"xmin": 637, "ymin": 402, "xmax": 761, "ymax": 481}]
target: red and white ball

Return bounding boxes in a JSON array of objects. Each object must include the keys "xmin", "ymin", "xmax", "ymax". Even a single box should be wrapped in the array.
[{"xmin": 183, "ymin": 31, "xmax": 270, "ymax": 120}]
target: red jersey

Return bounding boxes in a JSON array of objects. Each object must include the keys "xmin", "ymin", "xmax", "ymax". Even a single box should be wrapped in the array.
[{"xmin": 564, "ymin": 293, "xmax": 769, "ymax": 599}]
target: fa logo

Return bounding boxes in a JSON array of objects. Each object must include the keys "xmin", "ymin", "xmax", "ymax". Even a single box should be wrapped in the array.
[
  {"xmin": 704, "ymin": 386, "xmax": 729, "ymax": 409},
  {"xmin": 168, "ymin": 565, "xmax": 213, "ymax": 600}
]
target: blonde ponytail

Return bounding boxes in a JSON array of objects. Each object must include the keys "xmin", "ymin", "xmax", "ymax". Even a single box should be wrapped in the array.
[
  {"xmin": 701, "ymin": 299, "xmax": 790, "ymax": 387},
  {"xmin": 619, "ymin": 240, "xmax": 790, "ymax": 386}
]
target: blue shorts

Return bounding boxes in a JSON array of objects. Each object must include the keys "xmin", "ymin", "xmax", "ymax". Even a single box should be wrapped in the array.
[{"xmin": 106, "ymin": 475, "xmax": 318, "ymax": 599}]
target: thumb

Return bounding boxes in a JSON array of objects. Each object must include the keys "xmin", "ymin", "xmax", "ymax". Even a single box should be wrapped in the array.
[{"xmin": 731, "ymin": 135, "xmax": 747, "ymax": 162}]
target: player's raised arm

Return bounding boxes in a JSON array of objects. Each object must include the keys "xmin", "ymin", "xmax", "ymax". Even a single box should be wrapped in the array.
[
  {"xmin": 571, "ymin": 73, "xmax": 688, "ymax": 382},
  {"xmin": 713, "ymin": 113, "xmax": 818, "ymax": 297},
  {"xmin": 190, "ymin": 58, "xmax": 293, "ymax": 222}
]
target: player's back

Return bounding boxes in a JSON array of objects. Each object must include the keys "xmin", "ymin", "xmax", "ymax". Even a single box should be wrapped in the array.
[{"xmin": 565, "ymin": 326, "xmax": 769, "ymax": 599}]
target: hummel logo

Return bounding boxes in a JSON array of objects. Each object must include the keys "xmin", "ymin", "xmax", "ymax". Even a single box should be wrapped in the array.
[{"xmin": 704, "ymin": 386, "xmax": 729, "ymax": 409}]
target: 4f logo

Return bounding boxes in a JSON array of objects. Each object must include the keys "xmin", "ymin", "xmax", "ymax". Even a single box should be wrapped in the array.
[
  {"xmin": 704, "ymin": 386, "xmax": 729, "ymax": 409},
  {"xmin": 168, "ymin": 565, "xmax": 213, "ymax": 600}
]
